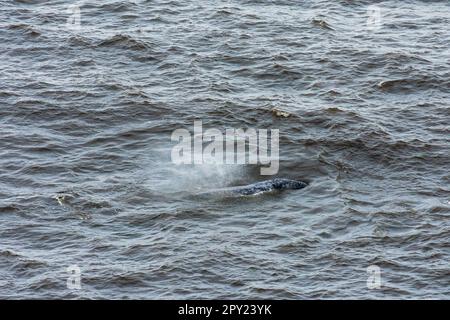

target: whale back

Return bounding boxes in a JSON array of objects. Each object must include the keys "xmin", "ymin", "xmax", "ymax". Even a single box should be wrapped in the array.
[{"xmin": 231, "ymin": 178, "xmax": 307, "ymax": 195}]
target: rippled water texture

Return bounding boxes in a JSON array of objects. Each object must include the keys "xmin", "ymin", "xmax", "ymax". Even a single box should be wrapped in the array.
[{"xmin": 0, "ymin": 0, "xmax": 449, "ymax": 299}]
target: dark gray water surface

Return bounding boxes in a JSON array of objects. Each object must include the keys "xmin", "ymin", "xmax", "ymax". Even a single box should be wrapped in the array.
[{"xmin": 0, "ymin": 0, "xmax": 449, "ymax": 299}]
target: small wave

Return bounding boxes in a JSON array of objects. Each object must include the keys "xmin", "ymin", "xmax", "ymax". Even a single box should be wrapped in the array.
[
  {"xmin": 0, "ymin": 249, "xmax": 21, "ymax": 257},
  {"xmin": 98, "ymin": 34, "xmax": 149, "ymax": 51},
  {"xmin": 83, "ymin": 1, "xmax": 132, "ymax": 13},
  {"xmin": 377, "ymin": 77, "xmax": 447, "ymax": 92},
  {"xmin": 7, "ymin": 23, "xmax": 40, "ymax": 37},
  {"xmin": 311, "ymin": 18, "xmax": 334, "ymax": 31}
]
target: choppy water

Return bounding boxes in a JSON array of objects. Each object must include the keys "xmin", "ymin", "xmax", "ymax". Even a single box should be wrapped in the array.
[{"xmin": 1, "ymin": 0, "xmax": 449, "ymax": 299}]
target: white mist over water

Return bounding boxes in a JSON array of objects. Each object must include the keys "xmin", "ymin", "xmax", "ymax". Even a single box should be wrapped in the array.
[{"xmin": 139, "ymin": 145, "xmax": 249, "ymax": 195}]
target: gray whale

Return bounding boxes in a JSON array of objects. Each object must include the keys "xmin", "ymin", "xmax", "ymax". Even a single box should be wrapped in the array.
[{"xmin": 197, "ymin": 178, "xmax": 307, "ymax": 197}]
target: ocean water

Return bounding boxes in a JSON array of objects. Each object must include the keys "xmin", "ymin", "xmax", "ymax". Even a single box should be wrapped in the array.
[{"xmin": 0, "ymin": 0, "xmax": 449, "ymax": 299}]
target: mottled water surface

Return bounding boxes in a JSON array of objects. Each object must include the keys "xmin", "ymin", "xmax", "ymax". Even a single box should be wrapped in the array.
[{"xmin": 0, "ymin": 0, "xmax": 449, "ymax": 299}]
